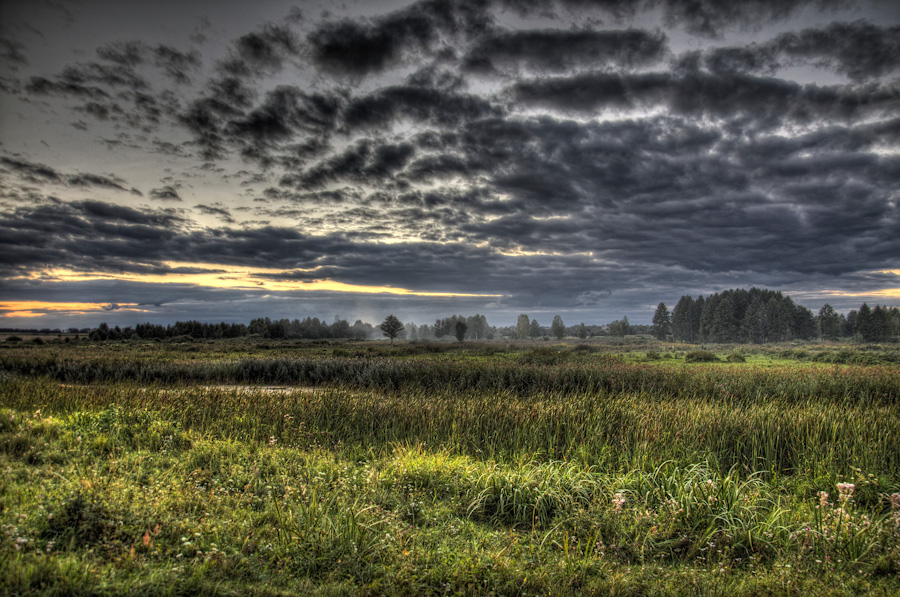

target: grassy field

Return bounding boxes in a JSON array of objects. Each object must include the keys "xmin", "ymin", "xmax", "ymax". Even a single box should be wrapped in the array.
[{"xmin": 1, "ymin": 338, "xmax": 899, "ymax": 595}]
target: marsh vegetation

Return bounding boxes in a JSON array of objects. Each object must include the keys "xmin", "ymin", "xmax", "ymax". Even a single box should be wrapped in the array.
[{"xmin": 1, "ymin": 339, "xmax": 899, "ymax": 594}]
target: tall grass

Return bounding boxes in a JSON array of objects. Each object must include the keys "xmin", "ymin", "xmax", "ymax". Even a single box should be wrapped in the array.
[
  {"xmin": 3, "ymin": 351, "xmax": 899, "ymax": 405},
  {"xmin": 3, "ymin": 376, "xmax": 898, "ymax": 482},
  {"xmin": 3, "ymin": 342, "xmax": 900, "ymax": 594}
]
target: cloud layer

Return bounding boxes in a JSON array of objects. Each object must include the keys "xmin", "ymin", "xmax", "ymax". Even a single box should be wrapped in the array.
[{"xmin": 1, "ymin": 0, "xmax": 898, "ymax": 326}]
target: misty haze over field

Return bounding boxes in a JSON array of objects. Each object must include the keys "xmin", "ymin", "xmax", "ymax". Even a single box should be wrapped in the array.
[{"xmin": 1, "ymin": 0, "xmax": 898, "ymax": 328}]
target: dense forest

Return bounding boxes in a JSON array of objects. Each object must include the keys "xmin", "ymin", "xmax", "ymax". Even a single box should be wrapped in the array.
[{"xmin": 658, "ymin": 288, "xmax": 900, "ymax": 343}]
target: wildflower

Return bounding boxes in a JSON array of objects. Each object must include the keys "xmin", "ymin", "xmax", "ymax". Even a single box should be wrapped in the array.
[
  {"xmin": 837, "ymin": 483, "xmax": 855, "ymax": 502},
  {"xmin": 817, "ymin": 491, "xmax": 829, "ymax": 508},
  {"xmin": 890, "ymin": 493, "xmax": 900, "ymax": 510},
  {"xmin": 612, "ymin": 492, "xmax": 626, "ymax": 512},
  {"xmin": 267, "ymin": 436, "xmax": 277, "ymax": 446}
]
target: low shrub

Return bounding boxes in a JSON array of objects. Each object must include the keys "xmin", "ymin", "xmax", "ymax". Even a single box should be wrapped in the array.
[{"xmin": 684, "ymin": 350, "xmax": 720, "ymax": 363}]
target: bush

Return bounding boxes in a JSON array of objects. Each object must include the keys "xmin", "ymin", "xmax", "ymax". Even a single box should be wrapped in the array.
[
  {"xmin": 684, "ymin": 350, "xmax": 720, "ymax": 363},
  {"xmin": 519, "ymin": 348, "xmax": 567, "ymax": 366},
  {"xmin": 726, "ymin": 352, "xmax": 746, "ymax": 363},
  {"xmin": 571, "ymin": 344, "xmax": 598, "ymax": 353}
]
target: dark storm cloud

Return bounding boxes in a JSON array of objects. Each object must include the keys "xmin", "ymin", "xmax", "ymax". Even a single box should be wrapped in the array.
[
  {"xmin": 463, "ymin": 28, "xmax": 668, "ymax": 74},
  {"xmin": 178, "ymin": 97, "xmax": 243, "ymax": 161},
  {"xmin": 149, "ymin": 186, "xmax": 182, "ymax": 201},
  {"xmin": 510, "ymin": 71, "xmax": 899, "ymax": 127},
  {"xmin": 225, "ymin": 86, "xmax": 344, "ymax": 164},
  {"xmin": 24, "ymin": 55, "xmax": 182, "ymax": 131},
  {"xmin": 0, "ymin": 156, "xmax": 137, "ymax": 193},
  {"xmin": 194, "ymin": 204, "xmax": 236, "ymax": 223},
  {"xmin": 343, "ymin": 85, "xmax": 500, "ymax": 130},
  {"xmin": 308, "ymin": 0, "xmax": 492, "ymax": 77},
  {"xmin": 229, "ymin": 24, "xmax": 300, "ymax": 73},
  {"xmin": 0, "ymin": 37, "xmax": 28, "ymax": 68},
  {"xmin": 284, "ymin": 139, "xmax": 416, "ymax": 189},
  {"xmin": 656, "ymin": 0, "xmax": 851, "ymax": 37},
  {"xmin": 703, "ymin": 45, "xmax": 779, "ymax": 75},
  {"xmin": 504, "ymin": 0, "xmax": 851, "ymax": 37},
  {"xmin": 687, "ymin": 22, "xmax": 900, "ymax": 80},
  {"xmin": 96, "ymin": 40, "xmax": 147, "ymax": 66},
  {"xmin": 152, "ymin": 45, "xmax": 202, "ymax": 84},
  {"xmin": 0, "ymin": 199, "xmax": 186, "ymax": 274},
  {"xmin": 26, "ymin": 76, "xmax": 110, "ymax": 99},
  {"xmin": 56, "ymin": 62, "xmax": 149, "ymax": 90},
  {"xmin": 771, "ymin": 21, "xmax": 900, "ymax": 81}
]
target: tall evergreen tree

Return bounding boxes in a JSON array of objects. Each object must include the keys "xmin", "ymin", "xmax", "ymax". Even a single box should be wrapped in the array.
[
  {"xmin": 691, "ymin": 296, "xmax": 704, "ymax": 343},
  {"xmin": 856, "ymin": 303, "xmax": 876, "ymax": 341},
  {"xmin": 651, "ymin": 302, "xmax": 671, "ymax": 340},
  {"xmin": 672, "ymin": 295, "xmax": 695, "ymax": 342},
  {"xmin": 741, "ymin": 296, "xmax": 768, "ymax": 343},
  {"xmin": 816, "ymin": 304, "xmax": 841, "ymax": 340}
]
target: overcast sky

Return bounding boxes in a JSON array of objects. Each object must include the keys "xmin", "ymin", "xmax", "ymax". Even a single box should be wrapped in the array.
[{"xmin": 1, "ymin": 0, "xmax": 898, "ymax": 329}]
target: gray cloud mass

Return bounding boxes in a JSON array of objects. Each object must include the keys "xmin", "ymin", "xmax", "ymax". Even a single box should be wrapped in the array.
[{"xmin": 1, "ymin": 0, "xmax": 898, "ymax": 326}]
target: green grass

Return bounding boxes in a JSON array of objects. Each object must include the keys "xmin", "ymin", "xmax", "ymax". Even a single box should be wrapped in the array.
[{"xmin": 1, "ymin": 340, "xmax": 899, "ymax": 594}]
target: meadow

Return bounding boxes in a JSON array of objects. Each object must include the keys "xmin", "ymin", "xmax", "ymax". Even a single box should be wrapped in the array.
[{"xmin": 1, "ymin": 337, "xmax": 899, "ymax": 595}]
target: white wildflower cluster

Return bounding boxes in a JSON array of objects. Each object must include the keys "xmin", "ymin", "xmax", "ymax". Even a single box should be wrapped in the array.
[{"xmin": 890, "ymin": 493, "xmax": 900, "ymax": 529}]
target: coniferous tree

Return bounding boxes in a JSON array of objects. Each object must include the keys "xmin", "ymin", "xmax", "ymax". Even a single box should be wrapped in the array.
[
  {"xmin": 856, "ymin": 303, "xmax": 875, "ymax": 341},
  {"xmin": 691, "ymin": 296, "xmax": 704, "ymax": 342},
  {"xmin": 816, "ymin": 304, "xmax": 841, "ymax": 340},
  {"xmin": 672, "ymin": 296, "xmax": 694, "ymax": 342},
  {"xmin": 651, "ymin": 302, "xmax": 671, "ymax": 340},
  {"xmin": 741, "ymin": 296, "xmax": 767, "ymax": 343}
]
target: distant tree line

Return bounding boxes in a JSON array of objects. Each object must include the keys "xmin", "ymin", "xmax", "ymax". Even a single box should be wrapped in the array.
[
  {"xmin": 404, "ymin": 314, "xmax": 493, "ymax": 341},
  {"xmin": 658, "ymin": 288, "xmax": 899, "ymax": 343},
  {"xmin": 86, "ymin": 314, "xmax": 498, "ymax": 342},
  {"xmin": 89, "ymin": 317, "xmax": 377, "ymax": 341},
  {"xmin": 68, "ymin": 293, "xmax": 900, "ymax": 345},
  {"xmin": 502, "ymin": 314, "xmax": 644, "ymax": 340}
]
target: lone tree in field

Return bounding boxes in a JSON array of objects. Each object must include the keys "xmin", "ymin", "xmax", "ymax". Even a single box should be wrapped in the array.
[
  {"xmin": 454, "ymin": 320, "xmax": 468, "ymax": 342},
  {"xmin": 551, "ymin": 315, "xmax": 566, "ymax": 340},
  {"xmin": 379, "ymin": 315, "xmax": 404, "ymax": 345}
]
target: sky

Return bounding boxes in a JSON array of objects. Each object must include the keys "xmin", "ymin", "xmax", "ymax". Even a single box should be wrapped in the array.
[{"xmin": 1, "ymin": 0, "xmax": 898, "ymax": 329}]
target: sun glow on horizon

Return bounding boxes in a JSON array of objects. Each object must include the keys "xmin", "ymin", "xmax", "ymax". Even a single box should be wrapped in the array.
[
  {"xmin": 16, "ymin": 264, "xmax": 503, "ymax": 299},
  {"xmin": 0, "ymin": 301, "xmax": 146, "ymax": 318}
]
